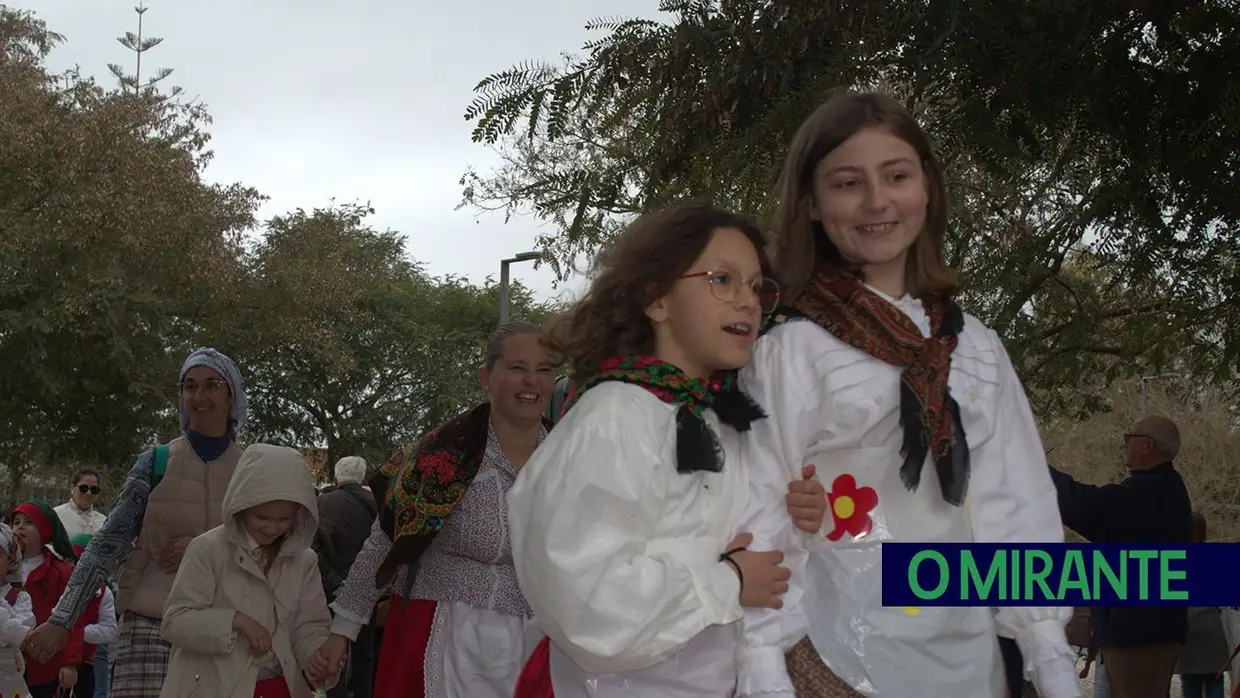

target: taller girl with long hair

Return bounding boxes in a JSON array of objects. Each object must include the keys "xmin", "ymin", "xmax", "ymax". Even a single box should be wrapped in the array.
[{"xmin": 734, "ymin": 91, "xmax": 1081, "ymax": 697}]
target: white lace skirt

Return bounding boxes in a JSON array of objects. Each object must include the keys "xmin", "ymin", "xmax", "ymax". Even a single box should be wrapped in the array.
[{"xmin": 423, "ymin": 600, "xmax": 538, "ymax": 698}]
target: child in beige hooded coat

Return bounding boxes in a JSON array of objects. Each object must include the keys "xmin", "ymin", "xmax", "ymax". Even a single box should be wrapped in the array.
[{"xmin": 159, "ymin": 444, "xmax": 335, "ymax": 698}]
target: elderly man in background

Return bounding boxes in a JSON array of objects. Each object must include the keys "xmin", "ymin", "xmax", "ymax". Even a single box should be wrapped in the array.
[
  {"xmin": 1048, "ymin": 415, "xmax": 1193, "ymax": 698},
  {"xmin": 314, "ymin": 456, "xmax": 378, "ymax": 698}
]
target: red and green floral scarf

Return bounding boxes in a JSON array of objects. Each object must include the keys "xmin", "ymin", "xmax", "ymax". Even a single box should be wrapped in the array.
[
  {"xmin": 770, "ymin": 263, "xmax": 970, "ymax": 505},
  {"xmin": 563, "ymin": 356, "xmax": 766, "ymax": 474}
]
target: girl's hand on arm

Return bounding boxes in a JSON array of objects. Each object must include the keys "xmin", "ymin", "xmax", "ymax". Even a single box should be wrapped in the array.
[
  {"xmin": 786, "ymin": 464, "xmax": 827, "ymax": 534},
  {"xmin": 720, "ymin": 532, "xmax": 790, "ymax": 609}
]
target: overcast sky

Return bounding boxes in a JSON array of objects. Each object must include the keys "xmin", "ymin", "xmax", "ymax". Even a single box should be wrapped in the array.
[{"xmin": 15, "ymin": 0, "xmax": 662, "ymax": 303}]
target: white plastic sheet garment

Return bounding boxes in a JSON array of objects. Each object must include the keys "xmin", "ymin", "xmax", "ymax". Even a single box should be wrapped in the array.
[
  {"xmin": 803, "ymin": 447, "xmax": 1006, "ymax": 697},
  {"xmin": 1223, "ymin": 607, "xmax": 1240, "ymax": 682}
]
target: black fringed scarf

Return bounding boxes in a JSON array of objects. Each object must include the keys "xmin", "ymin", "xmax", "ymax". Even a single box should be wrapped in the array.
[{"xmin": 563, "ymin": 356, "xmax": 767, "ymax": 473}]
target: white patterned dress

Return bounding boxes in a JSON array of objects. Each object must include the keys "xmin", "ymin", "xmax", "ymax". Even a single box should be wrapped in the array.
[{"xmin": 330, "ymin": 423, "xmax": 543, "ymax": 698}]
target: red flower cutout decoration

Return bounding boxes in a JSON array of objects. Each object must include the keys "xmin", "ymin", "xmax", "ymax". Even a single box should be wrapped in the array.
[{"xmin": 826, "ymin": 474, "xmax": 878, "ymax": 542}]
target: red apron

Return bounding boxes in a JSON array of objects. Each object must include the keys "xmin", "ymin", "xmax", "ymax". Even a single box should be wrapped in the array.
[{"xmin": 373, "ymin": 598, "xmax": 437, "ymax": 698}]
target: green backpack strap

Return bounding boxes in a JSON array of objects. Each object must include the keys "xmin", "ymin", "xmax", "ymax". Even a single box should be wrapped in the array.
[{"xmin": 152, "ymin": 444, "xmax": 170, "ymax": 489}]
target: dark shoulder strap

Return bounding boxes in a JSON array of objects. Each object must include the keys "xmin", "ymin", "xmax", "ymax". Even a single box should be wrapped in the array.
[
  {"xmin": 152, "ymin": 444, "xmax": 170, "ymax": 488},
  {"xmin": 547, "ymin": 376, "xmax": 574, "ymax": 425}
]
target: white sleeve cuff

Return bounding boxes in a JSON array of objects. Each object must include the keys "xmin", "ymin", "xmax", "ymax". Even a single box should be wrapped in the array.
[
  {"xmin": 328, "ymin": 613, "xmax": 363, "ymax": 642},
  {"xmin": 736, "ymin": 644, "xmax": 796, "ymax": 697},
  {"xmin": 1031, "ymin": 659, "xmax": 1083, "ymax": 698},
  {"xmin": 697, "ymin": 561, "xmax": 744, "ymax": 625},
  {"xmin": 1015, "ymin": 618, "xmax": 1081, "ymax": 698}
]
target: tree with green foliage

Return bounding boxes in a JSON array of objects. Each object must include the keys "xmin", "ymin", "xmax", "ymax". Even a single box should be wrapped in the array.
[
  {"xmin": 212, "ymin": 203, "xmax": 552, "ymax": 468},
  {"xmin": 0, "ymin": 6, "xmax": 263, "ymax": 487},
  {"xmin": 459, "ymin": 0, "xmax": 1239, "ymax": 413}
]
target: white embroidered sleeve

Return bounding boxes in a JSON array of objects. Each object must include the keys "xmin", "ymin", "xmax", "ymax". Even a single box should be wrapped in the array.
[
  {"xmin": 735, "ymin": 323, "xmax": 824, "ymax": 697},
  {"xmin": 84, "ymin": 586, "xmax": 117, "ymax": 645},
  {"xmin": 967, "ymin": 328, "xmax": 1080, "ymax": 698},
  {"xmin": 328, "ymin": 517, "xmax": 400, "ymax": 641}
]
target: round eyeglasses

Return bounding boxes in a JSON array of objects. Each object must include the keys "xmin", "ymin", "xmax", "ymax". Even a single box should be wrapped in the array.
[{"xmin": 679, "ymin": 270, "xmax": 781, "ymax": 314}]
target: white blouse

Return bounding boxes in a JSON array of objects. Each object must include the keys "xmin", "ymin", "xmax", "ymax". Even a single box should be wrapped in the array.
[
  {"xmin": 54, "ymin": 501, "xmax": 106, "ymax": 539},
  {"xmin": 508, "ymin": 382, "xmax": 749, "ymax": 697},
  {"xmin": 736, "ymin": 293, "xmax": 1080, "ymax": 698}
]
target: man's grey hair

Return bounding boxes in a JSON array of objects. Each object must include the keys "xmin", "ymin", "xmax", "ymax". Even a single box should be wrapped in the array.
[
  {"xmin": 1140, "ymin": 415, "xmax": 1182, "ymax": 462},
  {"xmin": 1149, "ymin": 430, "xmax": 1181, "ymax": 461},
  {"xmin": 334, "ymin": 456, "xmax": 368, "ymax": 485}
]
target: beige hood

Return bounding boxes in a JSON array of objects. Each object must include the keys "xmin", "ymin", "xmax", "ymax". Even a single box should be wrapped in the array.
[{"xmin": 221, "ymin": 444, "xmax": 319, "ymax": 555}]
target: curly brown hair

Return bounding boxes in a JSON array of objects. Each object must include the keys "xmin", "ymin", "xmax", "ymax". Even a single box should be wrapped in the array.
[
  {"xmin": 548, "ymin": 203, "xmax": 770, "ymax": 382},
  {"xmin": 771, "ymin": 90, "xmax": 959, "ymax": 301}
]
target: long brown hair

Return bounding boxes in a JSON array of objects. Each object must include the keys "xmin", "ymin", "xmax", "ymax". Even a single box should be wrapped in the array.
[
  {"xmin": 548, "ymin": 203, "xmax": 770, "ymax": 381},
  {"xmin": 770, "ymin": 90, "xmax": 958, "ymax": 300}
]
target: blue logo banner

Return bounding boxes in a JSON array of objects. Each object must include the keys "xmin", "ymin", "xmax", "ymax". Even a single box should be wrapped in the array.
[{"xmin": 881, "ymin": 543, "xmax": 1240, "ymax": 607}]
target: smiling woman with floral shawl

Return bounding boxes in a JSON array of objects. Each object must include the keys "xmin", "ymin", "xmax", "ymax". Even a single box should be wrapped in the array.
[{"xmin": 315, "ymin": 321, "xmax": 555, "ymax": 698}]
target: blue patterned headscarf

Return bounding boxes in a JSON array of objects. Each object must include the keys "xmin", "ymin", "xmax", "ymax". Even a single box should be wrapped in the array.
[{"xmin": 179, "ymin": 347, "xmax": 248, "ymax": 437}]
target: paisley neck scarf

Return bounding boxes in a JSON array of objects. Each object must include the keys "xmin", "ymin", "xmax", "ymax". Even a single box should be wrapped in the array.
[{"xmin": 773, "ymin": 264, "xmax": 970, "ymax": 505}]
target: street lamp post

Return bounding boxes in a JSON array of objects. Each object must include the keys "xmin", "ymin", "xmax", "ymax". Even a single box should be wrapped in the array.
[
  {"xmin": 1140, "ymin": 373, "xmax": 1183, "ymax": 415},
  {"xmin": 499, "ymin": 251, "xmax": 540, "ymax": 326}
]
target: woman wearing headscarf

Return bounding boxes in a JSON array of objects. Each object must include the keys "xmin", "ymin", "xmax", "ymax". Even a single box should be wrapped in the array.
[{"xmin": 23, "ymin": 347, "xmax": 247, "ymax": 698}]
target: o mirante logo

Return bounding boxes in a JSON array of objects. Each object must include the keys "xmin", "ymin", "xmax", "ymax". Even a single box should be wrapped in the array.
[{"xmin": 881, "ymin": 543, "xmax": 1240, "ymax": 607}]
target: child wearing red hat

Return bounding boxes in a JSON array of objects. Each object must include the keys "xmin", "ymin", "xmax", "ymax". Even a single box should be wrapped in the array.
[{"xmin": 11, "ymin": 501, "xmax": 87, "ymax": 698}]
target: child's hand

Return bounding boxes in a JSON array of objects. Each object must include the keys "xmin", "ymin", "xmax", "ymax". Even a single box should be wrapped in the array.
[
  {"xmin": 231, "ymin": 612, "xmax": 272, "ymax": 654},
  {"xmin": 787, "ymin": 464, "xmax": 827, "ymax": 534},
  {"xmin": 314, "ymin": 634, "xmax": 349, "ymax": 680},
  {"xmin": 306, "ymin": 646, "xmax": 332, "ymax": 684},
  {"xmin": 720, "ymin": 532, "xmax": 790, "ymax": 609},
  {"xmin": 58, "ymin": 665, "xmax": 77, "ymax": 689}
]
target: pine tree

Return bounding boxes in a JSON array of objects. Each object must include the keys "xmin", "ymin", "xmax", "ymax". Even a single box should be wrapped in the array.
[{"xmin": 106, "ymin": 2, "xmax": 179, "ymax": 95}]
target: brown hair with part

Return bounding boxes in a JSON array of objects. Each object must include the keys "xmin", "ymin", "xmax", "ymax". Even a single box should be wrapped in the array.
[
  {"xmin": 483, "ymin": 320, "xmax": 543, "ymax": 371},
  {"xmin": 547, "ymin": 203, "xmax": 770, "ymax": 382},
  {"xmin": 770, "ymin": 90, "xmax": 959, "ymax": 301}
]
